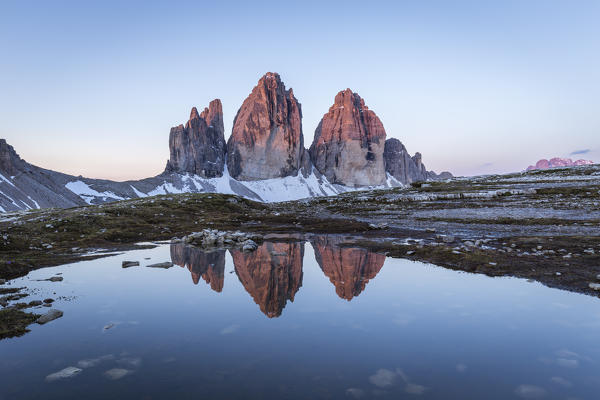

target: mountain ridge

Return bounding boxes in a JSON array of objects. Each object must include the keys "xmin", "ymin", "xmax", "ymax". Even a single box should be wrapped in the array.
[{"xmin": 0, "ymin": 72, "xmax": 451, "ymax": 213}]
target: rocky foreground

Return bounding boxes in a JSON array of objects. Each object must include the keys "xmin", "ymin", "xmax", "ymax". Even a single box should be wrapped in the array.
[{"xmin": 1, "ymin": 164, "xmax": 599, "ymax": 336}]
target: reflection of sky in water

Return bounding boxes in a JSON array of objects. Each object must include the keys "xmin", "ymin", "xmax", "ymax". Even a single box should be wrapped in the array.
[{"xmin": 1, "ymin": 241, "xmax": 600, "ymax": 399}]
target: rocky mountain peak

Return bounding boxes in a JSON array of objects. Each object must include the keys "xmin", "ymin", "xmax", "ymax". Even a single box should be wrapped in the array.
[
  {"xmin": 227, "ymin": 72, "xmax": 308, "ymax": 181},
  {"xmin": 189, "ymin": 107, "xmax": 200, "ymax": 120},
  {"xmin": 199, "ymin": 99, "xmax": 224, "ymax": 131},
  {"xmin": 384, "ymin": 139, "xmax": 451, "ymax": 184},
  {"xmin": 309, "ymin": 90, "xmax": 386, "ymax": 186},
  {"xmin": 526, "ymin": 157, "xmax": 595, "ymax": 171},
  {"xmin": 166, "ymin": 99, "xmax": 226, "ymax": 178},
  {"xmin": 0, "ymin": 139, "xmax": 26, "ymax": 176}
]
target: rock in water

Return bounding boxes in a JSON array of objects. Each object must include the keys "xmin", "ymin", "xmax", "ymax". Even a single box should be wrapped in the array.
[
  {"xmin": 104, "ymin": 368, "xmax": 132, "ymax": 380},
  {"xmin": 165, "ymin": 99, "xmax": 226, "ymax": 178},
  {"xmin": 309, "ymin": 89, "xmax": 386, "ymax": 186},
  {"xmin": 122, "ymin": 261, "xmax": 139, "ymax": 268},
  {"xmin": 227, "ymin": 72, "xmax": 307, "ymax": 181},
  {"xmin": 146, "ymin": 262, "xmax": 173, "ymax": 269},
  {"xmin": 37, "ymin": 309, "xmax": 64, "ymax": 324},
  {"xmin": 45, "ymin": 366, "xmax": 82, "ymax": 382}
]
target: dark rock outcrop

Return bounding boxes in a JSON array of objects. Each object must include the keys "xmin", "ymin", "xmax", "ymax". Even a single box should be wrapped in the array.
[
  {"xmin": 227, "ymin": 73, "xmax": 308, "ymax": 181},
  {"xmin": 428, "ymin": 170, "xmax": 453, "ymax": 180},
  {"xmin": 166, "ymin": 99, "xmax": 226, "ymax": 178},
  {"xmin": 170, "ymin": 243, "xmax": 225, "ymax": 292},
  {"xmin": 383, "ymin": 138, "xmax": 452, "ymax": 184},
  {"xmin": 231, "ymin": 242, "xmax": 304, "ymax": 318},
  {"xmin": 0, "ymin": 140, "xmax": 87, "ymax": 212},
  {"xmin": 311, "ymin": 236, "xmax": 385, "ymax": 301},
  {"xmin": 383, "ymin": 138, "xmax": 420, "ymax": 184},
  {"xmin": 411, "ymin": 152, "xmax": 427, "ymax": 180},
  {"xmin": 0, "ymin": 139, "xmax": 26, "ymax": 177},
  {"xmin": 309, "ymin": 89, "xmax": 386, "ymax": 186}
]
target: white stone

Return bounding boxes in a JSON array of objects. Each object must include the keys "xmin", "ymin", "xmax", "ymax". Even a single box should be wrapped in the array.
[{"xmin": 45, "ymin": 367, "xmax": 82, "ymax": 382}]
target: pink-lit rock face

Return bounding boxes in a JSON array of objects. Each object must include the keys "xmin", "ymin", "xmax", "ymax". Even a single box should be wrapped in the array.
[
  {"xmin": 309, "ymin": 89, "xmax": 387, "ymax": 186},
  {"xmin": 166, "ymin": 99, "xmax": 226, "ymax": 178},
  {"xmin": 311, "ymin": 236, "xmax": 385, "ymax": 301},
  {"xmin": 526, "ymin": 157, "xmax": 594, "ymax": 171},
  {"xmin": 231, "ymin": 242, "xmax": 304, "ymax": 318},
  {"xmin": 170, "ymin": 244, "xmax": 225, "ymax": 292},
  {"xmin": 227, "ymin": 72, "xmax": 309, "ymax": 181}
]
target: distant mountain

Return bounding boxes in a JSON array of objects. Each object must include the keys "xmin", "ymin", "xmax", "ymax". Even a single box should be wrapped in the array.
[
  {"xmin": 526, "ymin": 157, "xmax": 595, "ymax": 171},
  {"xmin": 0, "ymin": 72, "xmax": 451, "ymax": 213}
]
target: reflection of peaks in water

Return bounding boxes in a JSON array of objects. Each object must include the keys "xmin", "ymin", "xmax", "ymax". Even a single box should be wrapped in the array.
[
  {"xmin": 311, "ymin": 236, "xmax": 386, "ymax": 301},
  {"xmin": 231, "ymin": 242, "xmax": 304, "ymax": 318},
  {"xmin": 169, "ymin": 237, "xmax": 386, "ymax": 317},
  {"xmin": 170, "ymin": 244, "xmax": 226, "ymax": 292}
]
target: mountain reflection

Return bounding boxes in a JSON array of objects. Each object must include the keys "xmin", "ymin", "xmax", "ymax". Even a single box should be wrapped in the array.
[
  {"xmin": 231, "ymin": 242, "xmax": 304, "ymax": 318},
  {"xmin": 169, "ymin": 237, "xmax": 386, "ymax": 316},
  {"xmin": 170, "ymin": 244, "xmax": 226, "ymax": 292},
  {"xmin": 311, "ymin": 236, "xmax": 385, "ymax": 301}
]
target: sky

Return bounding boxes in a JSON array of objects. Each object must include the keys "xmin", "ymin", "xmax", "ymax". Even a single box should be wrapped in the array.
[{"xmin": 1, "ymin": 0, "xmax": 599, "ymax": 180}]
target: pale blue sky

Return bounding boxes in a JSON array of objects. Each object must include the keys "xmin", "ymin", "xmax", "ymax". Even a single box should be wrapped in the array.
[{"xmin": 1, "ymin": 1, "xmax": 598, "ymax": 180}]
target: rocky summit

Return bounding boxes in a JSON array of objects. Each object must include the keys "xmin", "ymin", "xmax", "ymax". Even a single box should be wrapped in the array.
[
  {"xmin": 166, "ymin": 99, "xmax": 226, "ymax": 178},
  {"xmin": 383, "ymin": 138, "xmax": 424, "ymax": 184},
  {"xmin": 0, "ymin": 72, "xmax": 452, "ymax": 212},
  {"xmin": 309, "ymin": 89, "xmax": 387, "ymax": 187},
  {"xmin": 227, "ymin": 72, "xmax": 309, "ymax": 181},
  {"xmin": 0, "ymin": 139, "xmax": 86, "ymax": 212},
  {"xmin": 526, "ymin": 157, "xmax": 595, "ymax": 171},
  {"xmin": 384, "ymin": 138, "xmax": 452, "ymax": 184}
]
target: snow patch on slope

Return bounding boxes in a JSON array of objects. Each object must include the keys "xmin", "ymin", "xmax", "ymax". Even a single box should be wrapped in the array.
[
  {"xmin": 64, "ymin": 169, "xmax": 404, "ymax": 207},
  {"xmin": 130, "ymin": 185, "xmax": 148, "ymax": 198},
  {"xmin": 0, "ymin": 173, "xmax": 16, "ymax": 187},
  {"xmin": 65, "ymin": 180, "xmax": 125, "ymax": 205}
]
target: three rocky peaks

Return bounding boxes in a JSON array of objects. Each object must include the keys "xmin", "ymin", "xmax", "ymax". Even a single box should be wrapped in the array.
[{"xmin": 166, "ymin": 72, "xmax": 449, "ymax": 186}]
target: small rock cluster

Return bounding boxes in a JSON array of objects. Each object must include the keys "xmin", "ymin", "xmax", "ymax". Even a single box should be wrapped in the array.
[{"xmin": 175, "ymin": 229, "xmax": 260, "ymax": 252}]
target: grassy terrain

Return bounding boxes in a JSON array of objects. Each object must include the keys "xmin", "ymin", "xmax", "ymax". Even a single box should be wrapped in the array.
[
  {"xmin": 0, "ymin": 193, "xmax": 372, "ymax": 280},
  {"xmin": 2, "ymin": 166, "xmax": 600, "ymax": 338}
]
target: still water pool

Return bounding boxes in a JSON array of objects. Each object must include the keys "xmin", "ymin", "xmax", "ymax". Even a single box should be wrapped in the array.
[{"xmin": 1, "ymin": 237, "xmax": 600, "ymax": 399}]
